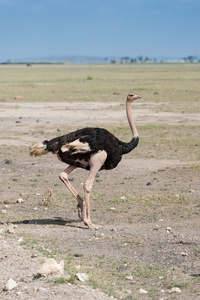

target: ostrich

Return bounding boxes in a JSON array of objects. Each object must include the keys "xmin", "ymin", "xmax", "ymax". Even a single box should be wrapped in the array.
[{"xmin": 30, "ymin": 93, "xmax": 141, "ymax": 228}]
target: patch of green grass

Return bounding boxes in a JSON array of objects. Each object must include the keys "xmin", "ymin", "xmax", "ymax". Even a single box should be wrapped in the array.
[
  {"xmin": 194, "ymin": 247, "xmax": 200, "ymax": 255},
  {"xmin": 70, "ymin": 257, "xmax": 193, "ymax": 299},
  {"xmin": 29, "ymin": 177, "xmax": 39, "ymax": 182},
  {"xmin": 133, "ymin": 193, "xmax": 190, "ymax": 206},
  {"xmin": 36, "ymin": 246, "xmax": 57, "ymax": 257},
  {"xmin": 19, "ymin": 238, "xmax": 38, "ymax": 249},
  {"xmin": 2, "ymin": 136, "xmax": 20, "ymax": 140},
  {"xmin": 105, "ymin": 123, "xmax": 200, "ymax": 161},
  {"xmin": 54, "ymin": 275, "xmax": 75, "ymax": 285},
  {"xmin": 137, "ymin": 124, "xmax": 200, "ymax": 161},
  {"xmin": 131, "ymin": 264, "xmax": 161, "ymax": 278},
  {"xmin": 107, "ymin": 196, "xmax": 122, "ymax": 205},
  {"xmin": 119, "ymin": 238, "xmax": 144, "ymax": 248},
  {"xmin": 123, "ymin": 175, "xmax": 135, "ymax": 180}
]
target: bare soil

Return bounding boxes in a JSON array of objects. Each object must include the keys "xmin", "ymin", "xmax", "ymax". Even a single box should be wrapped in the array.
[{"xmin": 0, "ymin": 101, "xmax": 200, "ymax": 299}]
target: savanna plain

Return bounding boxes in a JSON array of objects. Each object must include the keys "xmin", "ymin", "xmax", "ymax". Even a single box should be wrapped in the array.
[{"xmin": 0, "ymin": 63, "xmax": 200, "ymax": 299}]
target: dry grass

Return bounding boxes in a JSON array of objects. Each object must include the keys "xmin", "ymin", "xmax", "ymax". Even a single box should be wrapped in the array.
[{"xmin": 0, "ymin": 63, "xmax": 200, "ymax": 112}]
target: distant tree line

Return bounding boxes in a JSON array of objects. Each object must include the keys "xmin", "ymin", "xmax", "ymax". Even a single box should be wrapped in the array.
[
  {"xmin": 1, "ymin": 55, "xmax": 199, "ymax": 65},
  {"xmin": 109, "ymin": 55, "xmax": 200, "ymax": 64},
  {"xmin": 182, "ymin": 56, "xmax": 199, "ymax": 63}
]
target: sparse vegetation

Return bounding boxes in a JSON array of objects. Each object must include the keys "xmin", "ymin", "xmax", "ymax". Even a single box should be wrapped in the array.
[{"xmin": 0, "ymin": 63, "xmax": 200, "ymax": 299}]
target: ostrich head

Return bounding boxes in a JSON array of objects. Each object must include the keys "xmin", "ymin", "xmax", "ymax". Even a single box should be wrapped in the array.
[{"xmin": 127, "ymin": 93, "xmax": 141, "ymax": 102}]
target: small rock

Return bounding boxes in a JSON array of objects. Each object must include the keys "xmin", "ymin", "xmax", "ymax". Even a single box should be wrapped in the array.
[
  {"xmin": 74, "ymin": 253, "xmax": 83, "ymax": 257},
  {"xmin": 166, "ymin": 227, "xmax": 172, "ymax": 233},
  {"xmin": 12, "ymin": 224, "xmax": 18, "ymax": 229},
  {"xmin": 181, "ymin": 252, "xmax": 188, "ymax": 256},
  {"xmin": 3, "ymin": 278, "xmax": 17, "ymax": 291},
  {"xmin": 147, "ymin": 182, "xmax": 152, "ymax": 186},
  {"xmin": 189, "ymin": 189, "xmax": 195, "ymax": 193},
  {"xmin": 153, "ymin": 227, "xmax": 159, "ymax": 231},
  {"xmin": 110, "ymin": 207, "xmax": 116, "ymax": 210},
  {"xmin": 37, "ymin": 287, "xmax": 48, "ymax": 292},
  {"xmin": 16, "ymin": 197, "xmax": 24, "ymax": 203},
  {"xmin": 121, "ymin": 196, "xmax": 126, "ymax": 200},
  {"xmin": 5, "ymin": 159, "xmax": 12, "ymax": 164},
  {"xmin": 33, "ymin": 207, "xmax": 38, "ymax": 210},
  {"xmin": 171, "ymin": 287, "xmax": 181, "ymax": 293},
  {"xmin": 76, "ymin": 273, "xmax": 89, "ymax": 282},
  {"xmin": 37, "ymin": 258, "xmax": 64, "ymax": 277},
  {"xmin": 14, "ymin": 95, "xmax": 23, "ymax": 99},
  {"xmin": 75, "ymin": 265, "xmax": 81, "ymax": 270},
  {"xmin": 7, "ymin": 227, "xmax": 15, "ymax": 234},
  {"xmin": 1, "ymin": 209, "xmax": 7, "ymax": 214},
  {"xmin": 139, "ymin": 288, "xmax": 148, "ymax": 294},
  {"xmin": 126, "ymin": 276, "xmax": 133, "ymax": 281},
  {"xmin": 18, "ymin": 237, "xmax": 23, "ymax": 243},
  {"xmin": 95, "ymin": 179, "xmax": 101, "ymax": 182},
  {"xmin": 117, "ymin": 265, "xmax": 126, "ymax": 271},
  {"xmin": 31, "ymin": 254, "xmax": 38, "ymax": 258}
]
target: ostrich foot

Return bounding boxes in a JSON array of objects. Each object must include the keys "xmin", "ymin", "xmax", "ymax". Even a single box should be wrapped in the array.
[{"xmin": 84, "ymin": 221, "xmax": 102, "ymax": 229}]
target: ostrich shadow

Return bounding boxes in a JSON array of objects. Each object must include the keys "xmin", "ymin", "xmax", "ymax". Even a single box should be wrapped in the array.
[{"xmin": 12, "ymin": 217, "xmax": 88, "ymax": 229}]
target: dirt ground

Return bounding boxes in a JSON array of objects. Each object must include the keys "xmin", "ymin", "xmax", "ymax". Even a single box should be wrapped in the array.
[{"xmin": 0, "ymin": 101, "xmax": 200, "ymax": 299}]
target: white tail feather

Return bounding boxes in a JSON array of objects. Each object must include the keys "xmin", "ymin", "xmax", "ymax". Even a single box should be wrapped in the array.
[{"xmin": 30, "ymin": 142, "xmax": 48, "ymax": 156}]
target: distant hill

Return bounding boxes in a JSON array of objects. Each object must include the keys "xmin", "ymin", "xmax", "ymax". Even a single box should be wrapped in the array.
[{"xmin": 3, "ymin": 55, "xmax": 109, "ymax": 64}]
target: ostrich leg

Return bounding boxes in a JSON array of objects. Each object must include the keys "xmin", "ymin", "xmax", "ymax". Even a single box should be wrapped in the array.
[
  {"xmin": 59, "ymin": 165, "xmax": 84, "ymax": 220},
  {"xmin": 83, "ymin": 151, "xmax": 107, "ymax": 228}
]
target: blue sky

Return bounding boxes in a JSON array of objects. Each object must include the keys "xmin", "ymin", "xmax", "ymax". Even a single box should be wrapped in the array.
[{"xmin": 0, "ymin": 0, "xmax": 199, "ymax": 61}]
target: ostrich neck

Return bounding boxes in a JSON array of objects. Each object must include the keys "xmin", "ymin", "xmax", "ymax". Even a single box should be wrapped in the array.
[{"xmin": 126, "ymin": 100, "xmax": 138, "ymax": 137}]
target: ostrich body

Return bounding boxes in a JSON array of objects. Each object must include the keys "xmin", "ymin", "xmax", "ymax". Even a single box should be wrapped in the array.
[{"xmin": 30, "ymin": 93, "xmax": 141, "ymax": 228}]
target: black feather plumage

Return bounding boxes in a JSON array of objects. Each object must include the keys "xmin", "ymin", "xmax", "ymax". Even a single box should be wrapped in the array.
[{"xmin": 42, "ymin": 127, "xmax": 138, "ymax": 171}]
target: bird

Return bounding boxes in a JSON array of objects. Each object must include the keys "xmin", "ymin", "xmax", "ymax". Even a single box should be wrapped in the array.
[{"xmin": 30, "ymin": 93, "xmax": 141, "ymax": 228}]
